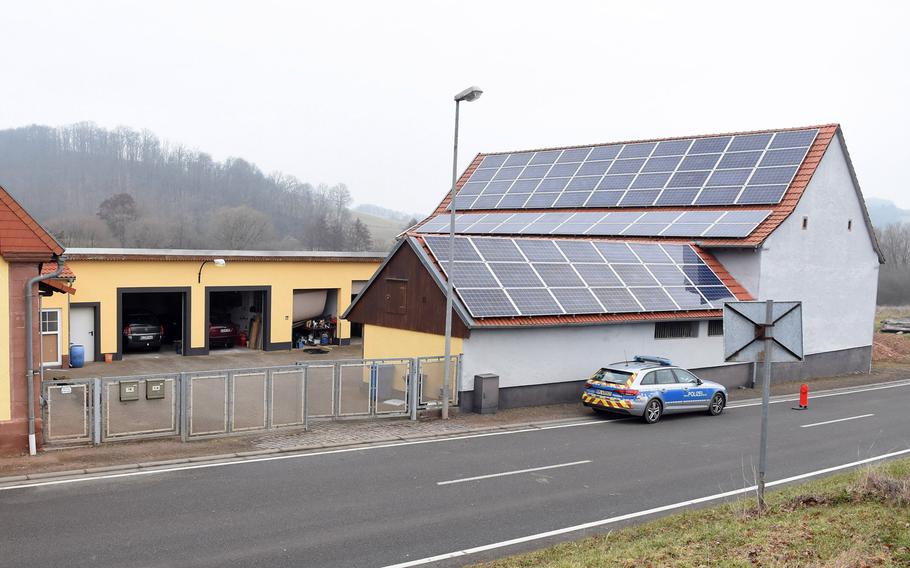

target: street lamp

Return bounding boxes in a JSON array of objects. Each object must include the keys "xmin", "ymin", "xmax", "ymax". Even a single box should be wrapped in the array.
[
  {"xmin": 442, "ymin": 85, "xmax": 482, "ymax": 420},
  {"xmin": 198, "ymin": 258, "xmax": 226, "ymax": 283}
]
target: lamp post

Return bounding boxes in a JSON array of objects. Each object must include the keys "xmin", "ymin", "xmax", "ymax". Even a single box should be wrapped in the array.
[
  {"xmin": 198, "ymin": 258, "xmax": 226, "ymax": 283},
  {"xmin": 442, "ymin": 85, "xmax": 482, "ymax": 420}
]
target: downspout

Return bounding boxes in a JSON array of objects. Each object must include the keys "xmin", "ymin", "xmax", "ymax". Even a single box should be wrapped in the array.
[{"xmin": 25, "ymin": 254, "xmax": 65, "ymax": 456}]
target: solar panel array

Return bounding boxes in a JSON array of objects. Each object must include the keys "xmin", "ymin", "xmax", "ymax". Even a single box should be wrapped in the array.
[
  {"xmin": 421, "ymin": 236, "xmax": 736, "ymax": 318},
  {"xmin": 453, "ymin": 129, "xmax": 817, "ymax": 211},
  {"xmin": 417, "ymin": 210, "xmax": 771, "ymax": 238}
]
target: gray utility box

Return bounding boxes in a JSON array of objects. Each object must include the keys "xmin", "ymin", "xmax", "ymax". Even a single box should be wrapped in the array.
[
  {"xmin": 473, "ymin": 374, "xmax": 499, "ymax": 415},
  {"xmin": 146, "ymin": 379, "xmax": 166, "ymax": 400},
  {"xmin": 119, "ymin": 381, "xmax": 140, "ymax": 402}
]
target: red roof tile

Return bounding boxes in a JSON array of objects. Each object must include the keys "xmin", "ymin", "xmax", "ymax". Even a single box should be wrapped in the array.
[
  {"xmin": 0, "ymin": 184, "xmax": 64, "ymax": 257},
  {"xmin": 41, "ymin": 261, "xmax": 76, "ymax": 279}
]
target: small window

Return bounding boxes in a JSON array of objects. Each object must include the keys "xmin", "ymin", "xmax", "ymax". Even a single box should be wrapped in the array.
[
  {"xmin": 708, "ymin": 320, "xmax": 724, "ymax": 336},
  {"xmin": 640, "ymin": 373, "xmax": 656, "ymax": 386},
  {"xmin": 847, "ymin": 219, "xmax": 853, "ymax": 231},
  {"xmin": 801, "ymin": 216, "xmax": 808, "ymax": 230},
  {"xmin": 673, "ymin": 369, "xmax": 700, "ymax": 384},
  {"xmin": 41, "ymin": 310, "xmax": 59, "ymax": 333},
  {"xmin": 654, "ymin": 321, "xmax": 698, "ymax": 339},
  {"xmin": 654, "ymin": 369, "xmax": 677, "ymax": 385}
]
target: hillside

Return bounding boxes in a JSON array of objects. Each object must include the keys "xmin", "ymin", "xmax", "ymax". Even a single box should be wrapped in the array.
[
  {"xmin": 0, "ymin": 123, "xmax": 380, "ymax": 251},
  {"xmin": 866, "ymin": 197, "xmax": 910, "ymax": 228}
]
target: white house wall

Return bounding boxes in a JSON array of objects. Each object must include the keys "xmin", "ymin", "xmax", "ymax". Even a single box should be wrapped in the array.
[
  {"xmin": 757, "ymin": 132, "xmax": 878, "ymax": 356},
  {"xmin": 461, "ymin": 321, "xmax": 724, "ymax": 390}
]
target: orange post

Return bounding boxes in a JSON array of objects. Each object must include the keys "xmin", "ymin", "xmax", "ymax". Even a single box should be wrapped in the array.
[{"xmin": 799, "ymin": 384, "xmax": 809, "ymax": 409}]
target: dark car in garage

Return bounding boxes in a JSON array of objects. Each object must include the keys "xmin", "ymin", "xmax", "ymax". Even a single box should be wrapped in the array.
[
  {"xmin": 209, "ymin": 312, "xmax": 240, "ymax": 348},
  {"xmin": 123, "ymin": 312, "xmax": 164, "ymax": 351}
]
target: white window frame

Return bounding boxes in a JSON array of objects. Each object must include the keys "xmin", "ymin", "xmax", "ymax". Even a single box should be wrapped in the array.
[{"xmin": 40, "ymin": 308, "xmax": 62, "ymax": 367}]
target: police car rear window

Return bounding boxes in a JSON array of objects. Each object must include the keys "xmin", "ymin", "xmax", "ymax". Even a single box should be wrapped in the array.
[{"xmin": 590, "ymin": 369, "xmax": 633, "ymax": 384}]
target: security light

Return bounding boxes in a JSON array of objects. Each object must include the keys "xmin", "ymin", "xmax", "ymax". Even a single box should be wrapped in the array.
[
  {"xmin": 213, "ymin": 258, "xmax": 226, "ymax": 267},
  {"xmin": 454, "ymin": 86, "xmax": 483, "ymax": 103}
]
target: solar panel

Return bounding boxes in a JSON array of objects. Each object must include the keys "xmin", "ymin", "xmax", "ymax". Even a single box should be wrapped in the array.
[
  {"xmin": 416, "ymin": 210, "xmax": 772, "ymax": 239},
  {"xmin": 421, "ymin": 236, "xmax": 737, "ymax": 318},
  {"xmin": 506, "ymin": 289, "xmax": 562, "ymax": 315},
  {"xmin": 457, "ymin": 129, "xmax": 817, "ymax": 211}
]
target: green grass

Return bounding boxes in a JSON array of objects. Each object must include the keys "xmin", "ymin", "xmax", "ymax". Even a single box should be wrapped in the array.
[
  {"xmin": 474, "ymin": 459, "xmax": 910, "ymax": 568},
  {"xmin": 351, "ymin": 210, "xmax": 408, "ymax": 251}
]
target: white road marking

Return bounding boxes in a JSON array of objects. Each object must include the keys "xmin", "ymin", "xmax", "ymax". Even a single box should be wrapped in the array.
[
  {"xmin": 437, "ymin": 460, "xmax": 591, "ymax": 486},
  {"xmin": 800, "ymin": 413, "xmax": 874, "ymax": 428},
  {"xmin": 381, "ymin": 447, "xmax": 910, "ymax": 568},
  {"xmin": 0, "ymin": 421, "xmax": 621, "ymax": 492},
  {"xmin": 2, "ymin": 380, "xmax": 906, "ymax": 492},
  {"xmin": 727, "ymin": 380, "xmax": 910, "ymax": 409}
]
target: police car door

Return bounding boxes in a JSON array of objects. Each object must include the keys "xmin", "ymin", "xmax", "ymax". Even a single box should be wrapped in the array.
[
  {"xmin": 673, "ymin": 368, "xmax": 710, "ymax": 409},
  {"xmin": 652, "ymin": 369, "xmax": 685, "ymax": 412}
]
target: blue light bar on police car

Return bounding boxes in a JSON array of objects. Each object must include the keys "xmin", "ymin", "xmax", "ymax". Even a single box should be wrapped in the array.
[{"xmin": 634, "ymin": 355, "xmax": 673, "ymax": 366}]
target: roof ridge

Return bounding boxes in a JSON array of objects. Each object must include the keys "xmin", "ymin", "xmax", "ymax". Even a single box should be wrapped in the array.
[
  {"xmin": 0, "ymin": 184, "xmax": 65, "ymax": 256},
  {"xmin": 474, "ymin": 123, "xmax": 840, "ymax": 157}
]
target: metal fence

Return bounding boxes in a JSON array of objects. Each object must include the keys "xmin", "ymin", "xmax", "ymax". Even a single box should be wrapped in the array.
[{"xmin": 41, "ymin": 355, "xmax": 461, "ymax": 446}]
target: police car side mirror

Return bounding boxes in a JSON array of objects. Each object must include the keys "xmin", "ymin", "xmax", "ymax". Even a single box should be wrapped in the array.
[{"xmin": 696, "ymin": 378, "xmax": 703, "ymax": 385}]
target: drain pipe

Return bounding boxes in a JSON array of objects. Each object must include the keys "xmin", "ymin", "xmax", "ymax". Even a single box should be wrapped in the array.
[{"xmin": 25, "ymin": 255, "xmax": 66, "ymax": 456}]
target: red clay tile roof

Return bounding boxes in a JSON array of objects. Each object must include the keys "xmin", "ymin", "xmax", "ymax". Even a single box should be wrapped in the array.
[
  {"xmin": 418, "ymin": 124, "xmax": 840, "ymax": 249},
  {"xmin": 41, "ymin": 261, "xmax": 76, "ymax": 279},
  {"xmin": 411, "ymin": 235, "xmax": 752, "ymax": 328},
  {"xmin": 0, "ymin": 184, "xmax": 64, "ymax": 258}
]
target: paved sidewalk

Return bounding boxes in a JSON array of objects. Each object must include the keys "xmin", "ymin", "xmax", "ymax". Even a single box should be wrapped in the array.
[{"xmin": 1, "ymin": 366, "xmax": 907, "ymax": 481}]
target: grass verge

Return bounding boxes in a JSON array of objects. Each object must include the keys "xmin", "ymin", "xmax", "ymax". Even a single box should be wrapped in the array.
[{"xmin": 474, "ymin": 458, "xmax": 910, "ymax": 568}]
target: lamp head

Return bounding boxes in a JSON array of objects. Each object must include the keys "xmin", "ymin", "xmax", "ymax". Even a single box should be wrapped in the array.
[
  {"xmin": 454, "ymin": 86, "xmax": 483, "ymax": 103},
  {"xmin": 213, "ymin": 258, "xmax": 226, "ymax": 267}
]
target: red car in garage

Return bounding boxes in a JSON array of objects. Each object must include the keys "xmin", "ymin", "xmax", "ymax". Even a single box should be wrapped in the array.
[{"xmin": 209, "ymin": 313, "xmax": 240, "ymax": 348}]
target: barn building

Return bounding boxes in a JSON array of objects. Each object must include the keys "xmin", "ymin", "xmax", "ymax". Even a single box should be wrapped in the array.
[{"xmin": 344, "ymin": 124, "xmax": 883, "ymax": 409}]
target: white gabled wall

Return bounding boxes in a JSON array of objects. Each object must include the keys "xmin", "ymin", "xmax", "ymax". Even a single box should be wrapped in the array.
[
  {"xmin": 461, "ymin": 322, "xmax": 724, "ymax": 390},
  {"xmin": 757, "ymin": 132, "xmax": 879, "ymax": 355}
]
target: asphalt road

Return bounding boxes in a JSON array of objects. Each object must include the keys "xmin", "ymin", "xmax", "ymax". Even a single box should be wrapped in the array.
[{"xmin": 2, "ymin": 382, "xmax": 908, "ymax": 568}]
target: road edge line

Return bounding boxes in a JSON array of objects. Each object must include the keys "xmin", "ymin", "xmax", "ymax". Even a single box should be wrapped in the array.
[{"xmin": 380, "ymin": 447, "xmax": 910, "ymax": 568}]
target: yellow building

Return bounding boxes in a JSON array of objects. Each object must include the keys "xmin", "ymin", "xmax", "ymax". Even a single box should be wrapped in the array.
[{"xmin": 41, "ymin": 248, "xmax": 384, "ymax": 364}]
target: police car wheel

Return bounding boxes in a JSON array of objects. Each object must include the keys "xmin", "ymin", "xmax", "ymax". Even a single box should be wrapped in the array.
[
  {"xmin": 643, "ymin": 399, "xmax": 662, "ymax": 424},
  {"xmin": 708, "ymin": 393, "xmax": 725, "ymax": 416}
]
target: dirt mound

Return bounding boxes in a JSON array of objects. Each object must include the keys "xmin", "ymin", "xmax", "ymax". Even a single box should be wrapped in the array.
[{"xmin": 872, "ymin": 333, "xmax": 910, "ymax": 363}]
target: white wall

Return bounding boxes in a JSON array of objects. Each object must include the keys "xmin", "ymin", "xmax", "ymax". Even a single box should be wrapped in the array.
[
  {"xmin": 461, "ymin": 321, "xmax": 725, "ymax": 390},
  {"xmin": 712, "ymin": 247, "xmax": 762, "ymax": 297},
  {"xmin": 758, "ymin": 132, "xmax": 879, "ymax": 355}
]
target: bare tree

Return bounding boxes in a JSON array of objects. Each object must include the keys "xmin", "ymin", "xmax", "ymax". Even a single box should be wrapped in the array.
[
  {"xmin": 45, "ymin": 215, "xmax": 115, "ymax": 247},
  {"xmin": 97, "ymin": 193, "xmax": 138, "ymax": 245},
  {"xmin": 209, "ymin": 206, "xmax": 275, "ymax": 249},
  {"xmin": 876, "ymin": 222, "xmax": 910, "ymax": 305},
  {"xmin": 0, "ymin": 123, "xmax": 374, "ymax": 251}
]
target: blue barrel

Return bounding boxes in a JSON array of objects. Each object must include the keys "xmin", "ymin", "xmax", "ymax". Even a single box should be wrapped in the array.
[{"xmin": 70, "ymin": 344, "xmax": 85, "ymax": 368}]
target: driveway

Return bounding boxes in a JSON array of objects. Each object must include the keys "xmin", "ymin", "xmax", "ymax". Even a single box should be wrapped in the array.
[{"xmin": 45, "ymin": 342, "xmax": 364, "ymax": 379}]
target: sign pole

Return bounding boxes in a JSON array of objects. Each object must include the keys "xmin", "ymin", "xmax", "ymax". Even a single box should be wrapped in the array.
[{"xmin": 757, "ymin": 299, "xmax": 773, "ymax": 510}]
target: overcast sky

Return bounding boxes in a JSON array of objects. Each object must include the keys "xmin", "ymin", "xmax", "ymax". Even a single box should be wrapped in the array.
[{"xmin": 2, "ymin": 1, "xmax": 907, "ymax": 213}]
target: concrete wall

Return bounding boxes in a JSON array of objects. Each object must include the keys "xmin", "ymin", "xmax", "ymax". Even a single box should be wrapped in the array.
[
  {"xmin": 42, "ymin": 259, "xmax": 379, "ymax": 357},
  {"xmin": 758, "ymin": 132, "xmax": 879, "ymax": 358},
  {"xmin": 362, "ymin": 324, "xmax": 462, "ymax": 360},
  {"xmin": 460, "ymin": 321, "xmax": 728, "ymax": 391}
]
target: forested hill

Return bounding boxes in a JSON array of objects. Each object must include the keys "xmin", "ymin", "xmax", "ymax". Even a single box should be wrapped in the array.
[{"xmin": 0, "ymin": 123, "xmax": 387, "ymax": 251}]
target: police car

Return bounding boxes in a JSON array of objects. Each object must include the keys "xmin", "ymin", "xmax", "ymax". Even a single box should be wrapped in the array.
[{"xmin": 581, "ymin": 355, "xmax": 727, "ymax": 424}]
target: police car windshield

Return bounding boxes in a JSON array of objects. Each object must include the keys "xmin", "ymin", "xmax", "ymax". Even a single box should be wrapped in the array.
[{"xmin": 590, "ymin": 368, "xmax": 633, "ymax": 384}]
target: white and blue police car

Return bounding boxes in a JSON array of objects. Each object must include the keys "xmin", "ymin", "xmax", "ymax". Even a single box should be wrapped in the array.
[{"xmin": 581, "ymin": 355, "xmax": 727, "ymax": 424}]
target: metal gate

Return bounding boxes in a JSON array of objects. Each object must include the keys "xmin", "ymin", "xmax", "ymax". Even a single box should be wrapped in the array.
[
  {"xmin": 42, "ymin": 379, "xmax": 93, "ymax": 444},
  {"xmin": 41, "ymin": 355, "xmax": 460, "ymax": 446}
]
